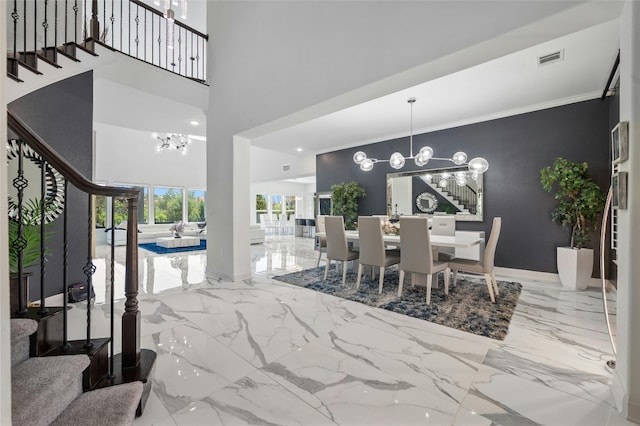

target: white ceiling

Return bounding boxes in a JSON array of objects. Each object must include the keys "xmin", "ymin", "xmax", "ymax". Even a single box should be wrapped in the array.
[{"xmin": 249, "ymin": 18, "xmax": 620, "ymax": 157}]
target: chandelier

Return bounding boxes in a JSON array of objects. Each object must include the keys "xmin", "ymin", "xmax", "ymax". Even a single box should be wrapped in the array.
[
  {"xmin": 154, "ymin": 0, "xmax": 188, "ymax": 20},
  {"xmin": 153, "ymin": 133, "xmax": 192, "ymax": 155},
  {"xmin": 353, "ymin": 98, "xmax": 489, "ymax": 175}
]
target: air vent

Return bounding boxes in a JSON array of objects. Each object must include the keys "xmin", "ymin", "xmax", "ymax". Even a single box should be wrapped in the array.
[
  {"xmin": 538, "ymin": 50, "xmax": 564, "ymax": 66},
  {"xmin": 282, "ymin": 164, "xmax": 291, "ymax": 172}
]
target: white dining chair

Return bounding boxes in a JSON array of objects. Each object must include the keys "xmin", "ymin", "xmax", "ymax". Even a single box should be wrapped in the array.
[
  {"xmin": 356, "ymin": 216, "xmax": 401, "ymax": 294},
  {"xmin": 398, "ymin": 216, "xmax": 450, "ymax": 304},
  {"xmin": 431, "ymin": 215, "xmax": 456, "ymax": 261},
  {"xmin": 315, "ymin": 215, "xmax": 327, "ymax": 267},
  {"xmin": 449, "ymin": 217, "xmax": 501, "ymax": 303},
  {"xmin": 323, "ymin": 216, "xmax": 359, "ymax": 285}
]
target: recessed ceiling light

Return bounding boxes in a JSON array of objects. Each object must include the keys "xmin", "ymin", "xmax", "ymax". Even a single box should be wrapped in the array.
[
  {"xmin": 296, "ymin": 147, "xmax": 303, "ymax": 152},
  {"xmin": 189, "ymin": 120, "xmax": 199, "ymax": 126}
]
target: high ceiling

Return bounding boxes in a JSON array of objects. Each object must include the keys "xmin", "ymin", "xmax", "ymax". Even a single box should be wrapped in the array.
[{"xmin": 249, "ymin": 18, "xmax": 620, "ymax": 157}]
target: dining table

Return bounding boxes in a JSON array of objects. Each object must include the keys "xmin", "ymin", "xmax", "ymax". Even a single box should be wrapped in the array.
[{"xmin": 315, "ymin": 230, "xmax": 484, "ymax": 249}]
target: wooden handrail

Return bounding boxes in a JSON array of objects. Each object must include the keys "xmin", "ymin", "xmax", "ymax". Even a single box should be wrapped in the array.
[{"xmin": 8, "ymin": 109, "xmax": 140, "ymax": 200}]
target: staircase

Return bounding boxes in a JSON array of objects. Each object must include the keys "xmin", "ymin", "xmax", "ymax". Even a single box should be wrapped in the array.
[
  {"xmin": 11, "ymin": 318, "xmax": 142, "ymax": 426},
  {"xmin": 5, "ymin": 1, "xmax": 210, "ymax": 422},
  {"xmin": 419, "ymin": 175, "xmax": 478, "ymax": 215}
]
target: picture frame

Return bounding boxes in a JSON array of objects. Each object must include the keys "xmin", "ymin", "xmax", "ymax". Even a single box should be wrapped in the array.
[
  {"xmin": 612, "ymin": 171, "xmax": 628, "ymax": 210},
  {"xmin": 612, "ymin": 121, "xmax": 629, "ymax": 164}
]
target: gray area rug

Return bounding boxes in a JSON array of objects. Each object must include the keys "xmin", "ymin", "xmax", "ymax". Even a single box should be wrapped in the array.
[{"xmin": 273, "ymin": 266, "xmax": 522, "ymax": 340}]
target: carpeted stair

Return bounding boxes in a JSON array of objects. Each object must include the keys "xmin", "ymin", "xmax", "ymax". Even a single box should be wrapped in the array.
[{"xmin": 11, "ymin": 319, "xmax": 143, "ymax": 426}]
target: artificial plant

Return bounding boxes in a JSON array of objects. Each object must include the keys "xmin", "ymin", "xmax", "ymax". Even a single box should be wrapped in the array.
[
  {"xmin": 330, "ymin": 181, "xmax": 366, "ymax": 230},
  {"xmin": 540, "ymin": 157, "xmax": 605, "ymax": 249}
]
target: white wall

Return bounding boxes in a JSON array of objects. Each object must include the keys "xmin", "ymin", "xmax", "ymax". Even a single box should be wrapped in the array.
[
  {"xmin": 0, "ymin": 2, "xmax": 11, "ymax": 422},
  {"xmin": 614, "ymin": 1, "xmax": 640, "ymax": 422},
  {"xmin": 94, "ymin": 122, "xmax": 206, "ymax": 188},
  {"xmin": 206, "ymin": 1, "xmax": 615, "ymax": 281},
  {"xmin": 249, "ymin": 145, "xmax": 315, "ymax": 183}
]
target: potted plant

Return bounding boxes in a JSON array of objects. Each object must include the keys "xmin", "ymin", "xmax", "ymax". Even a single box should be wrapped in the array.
[
  {"xmin": 540, "ymin": 157, "xmax": 605, "ymax": 290},
  {"xmin": 8, "ymin": 200, "xmax": 51, "ymax": 313},
  {"xmin": 330, "ymin": 182, "xmax": 366, "ymax": 230}
]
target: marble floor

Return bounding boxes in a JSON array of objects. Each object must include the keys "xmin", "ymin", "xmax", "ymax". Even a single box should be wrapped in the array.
[{"xmin": 71, "ymin": 236, "xmax": 630, "ymax": 425}]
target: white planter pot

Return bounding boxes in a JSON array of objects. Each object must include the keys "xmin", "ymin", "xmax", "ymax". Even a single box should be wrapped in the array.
[{"xmin": 557, "ymin": 247, "xmax": 594, "ymax": 290}]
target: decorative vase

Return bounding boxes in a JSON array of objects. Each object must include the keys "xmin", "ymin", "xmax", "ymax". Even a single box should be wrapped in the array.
[{"xmin": 557, "ymin": 247, "xmax": 593, "ymax": 290}]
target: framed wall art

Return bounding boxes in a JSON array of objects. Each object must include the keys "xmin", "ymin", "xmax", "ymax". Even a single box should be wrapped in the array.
[{"xmin": 612, "ymin": 121, "xmax": 629, "ymax": 164}]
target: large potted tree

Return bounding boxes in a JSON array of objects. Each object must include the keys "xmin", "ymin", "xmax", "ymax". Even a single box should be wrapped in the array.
[
  {"xmin": 540, "ymin": 158, "xmax": 605, "ymax": 290},
  {"xmin": 330, "ymin": 182, "xmax": 366, "ymax": 230}
]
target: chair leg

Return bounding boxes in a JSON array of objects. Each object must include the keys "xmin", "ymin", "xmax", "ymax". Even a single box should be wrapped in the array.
[
  {"xmin": 398, "ymin": 270, "xmax": 405, "ymax": 297},
  {"xmin": 356, "ymin": 264, "xmax": 364, "ymax": 289},
  {"xmin": 484, "ymin": 273, "xmax": 496, "ymax": 303},
  {"xmin": 452, "ymin": 270, "xmax": 458, "ymax": 286},
  {"xmin": 342, "ymin": 261, "xmax": 348, "ymax": 285},
  {"xmin": 491, "ymin": 271, "xmax": 499, "ymax": 296},
  {"xmin": 378, "ymin": 267, "xmax": 385, "ymax": 294},
  {"xmin": 426, "ymin": 274, "xmax": 433, "ymax": 304},
  {"xmin": 324, "ymin": 259, "xmax": 330, "ymax": 280},
  {"xmin": 444, "ymin": 268, "xmax": 450, "ymax": 296},
  {"xmin": 316, "ymin": 250, "xmax": 322, "ymax": 268},
  {"xmin": 372, "ymin": 266, "xmax": 376, "ymax": 280},
  {"xmin": 411, "ymin": 273, "xmax": 415, "ymax": 288}
]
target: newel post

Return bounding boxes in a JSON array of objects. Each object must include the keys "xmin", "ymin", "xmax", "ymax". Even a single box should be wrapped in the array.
[{"xmin": 122, "ymin": 196, "xmax": 140, "ymax": 369}]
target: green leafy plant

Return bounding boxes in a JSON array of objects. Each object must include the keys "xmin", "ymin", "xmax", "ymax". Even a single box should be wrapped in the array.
[
  {"xmin": 330, "ymin": 182, "xmax": 366, "ymax": 230},
  {"xmin": 540, "ymin": 158, "xmax": 605, "ymax": 249},
  {"xmin": 8, "ymin": 199, "xmax": 52, "ymax": 275}
]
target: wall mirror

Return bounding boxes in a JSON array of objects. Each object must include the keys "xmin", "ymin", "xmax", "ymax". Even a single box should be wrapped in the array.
[
  {"xmin": 7, "ymin": 139, "xmax": 65, "ymax": 224},
  {"xmin": 386, "ymin": 166, "xmax": 483, "ymax": 221}
]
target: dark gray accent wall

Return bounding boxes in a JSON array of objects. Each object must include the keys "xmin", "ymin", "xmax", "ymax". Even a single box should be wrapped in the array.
[
  {"xmin": 317, "ymin": 99, "xmax": 611, "ymax": 274},
  {"xmin": 9, "ymin": 72, "xmax": 94, "ymax": 300}
]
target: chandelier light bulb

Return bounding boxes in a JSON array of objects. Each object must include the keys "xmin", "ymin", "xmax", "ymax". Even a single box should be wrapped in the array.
[
  {"xmin": 418, "ymin": 146, "xmax": 434, "ymax": 160},
  {"xmin": 360, "ymin": 158, "xmax": 374, "ymax": 171},
  {"xmin": 353, "ymin": 151, "xmax": 367, "ymax": 164},
  {"xmin": 424, "ymin": 174, "xmax": 432, "ymax": 182},
  {"xmin": 452, "ymin": 151, "xmax": 467, "ymax": 165},
  {"xmin": 438, "ymin": 178, "xmax": 448, "ymax": 188},
  {"xmin": 471, "ymin": 171, "xmax": 479, "ymax": 181},
  {"xmin": 390, "ymin": 152, "xmax": 405, "ymax": 169},
  {"xmin": 414, "ymin": 154, "xmax": 429, "ymax": 167},
  {"xmin": 456, "ymin": 177, "xmax": 467, "ymax": 186},
  {"xmin": 441, "ymin": 172, "xmax": 451, "ymax": 179},
  {"xmin": 468, "ymin": 157, "xmax": 489, "ymax": 173}
]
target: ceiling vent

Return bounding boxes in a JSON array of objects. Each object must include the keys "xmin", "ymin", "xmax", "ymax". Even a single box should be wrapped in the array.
[
  {"xmin": 538, "ymin": 50, "xmax": 564, "ymax": 66},
  {"xmin": 282, "ymin": 164, "xmax": 291, "ymax": 172}
]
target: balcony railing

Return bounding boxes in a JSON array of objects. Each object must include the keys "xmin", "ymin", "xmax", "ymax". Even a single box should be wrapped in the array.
[{"xmin": 7, "ymin": 0, "xmax": 208, "ymax": 83}]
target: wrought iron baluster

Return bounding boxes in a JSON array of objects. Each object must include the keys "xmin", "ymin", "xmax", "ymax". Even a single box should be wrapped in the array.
[
  {"xmin": 103, "ymin": 0, "xmax": 105, "ymax": 41},
  {"xmin": 54, "ymin": 0, "xmax": 58, "ymax": 52},
  {"xmin": 11, "ymin": 0, "xmax": 18, "ymax": 61},
  {"xmin": 190, "ymin": 32, "xmax": 194, "ymax": 78},
  {"xmin": 62, "ymin": 179, "xmax": 70, "ymax": 349},
  {"xmin": 73, "ymin": 0, "xmax": 78, "ymax": 45},
  {"xmin": 196, "ymin": 36, "xmax": 199, "ymax": 80},
  {"xmin": 135, "ymin": 5, "xmax": 139, "ymax": 57},
  {"xmin": 177, "ymin": 26, "xmax": 182, "ymax": 75},
  {"xmin": 83, "ymin": 195, "xmax": 95, "ymax": 349},
  {"xmin": 83, "ymin": 0, "xmax": 86, "ymax": 40},
  {"xmin": 23, "ymin": 0, "xmax": 27, "ymax": 60},
  {"xmin": 119, "ymin": 0, "xmax": 122, "ymax": 51},
  {"xmin": 110, "ymin": 0, "xmax": 114, "ymax": 48},
  {"xmin": 157, "ymin": 14, "xmax": 162, "ymax": 67},
  {"xmin": 165, "ymin": 16, "xmax": 168, "ymax": 70},
  {"xmin": 12, "ymin": 140, "xmax": 28, "ymax": 316},
  {"xmin": 128, "ymin": 1, "xmax": 131, "ymax": 54},
  {"xmin": 109, "ymin": 196, "xmax": 116, "ymax": 377},
  {"xmin": 38, "ymin": 157, "xmax": 47, "ymax": 316},
  {"xmin": 143, "ymin": 9, "xmax": 147, "ymax": 62},
  {"xmin": 34, "ymin": 0, "xmax": 37, "ymax": 53},
  {"xmin": 151, "ymin": 11, "xmax": 154, "ymax": 65}
]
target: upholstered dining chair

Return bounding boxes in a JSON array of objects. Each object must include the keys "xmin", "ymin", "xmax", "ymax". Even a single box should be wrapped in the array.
[
  {"xmin": 430, "ymin": 215, "xmax": 456, "ymax": 261},
  {"xmin": 356, "ymin": 216, "xmax": 401, "ymax": 294},
  {"xmin": 398, "ymin": 216, "xmax": 450, "ymax": 304},
  {"xmin": 323, "ymin": 216, "xmax": 359, "ymax": 285},
  {"xmin": 448, "ymin": 217, "xmax": 502, "ymax": 303},
  {"xmin": 315, "ymin": 215, "xmax": 327, "ymax": 267}
]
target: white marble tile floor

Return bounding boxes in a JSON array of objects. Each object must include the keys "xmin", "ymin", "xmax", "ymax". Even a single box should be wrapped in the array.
[{"xmin": 68, "ymin": 237, "xmax": 632, "ymax": 425}]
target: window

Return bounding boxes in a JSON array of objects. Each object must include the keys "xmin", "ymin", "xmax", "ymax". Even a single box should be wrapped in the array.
[
  {"xmin": 188, "ymin": 190, "xmax": 206, "ymax": 222},
  {"xmin": 153, "ymin": 187, "xmax": 183, "ymax": 224},
  {"xmin": 95, "ymin": 195, "xmax": 107, "ymax": 228},
  {"xmin": 285, "ymin": 195, "xmax": 296, "ymax": 220},
  {"xmin": 271, "ymin": 194, "xmax": 283, "ymax": 218},
  {"xmin": 256, "ymin": 194, "xmax": 267, "ymax": 223}
]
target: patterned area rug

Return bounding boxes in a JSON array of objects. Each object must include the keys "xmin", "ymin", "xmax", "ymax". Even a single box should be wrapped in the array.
[
  {"xmin": 139, "ymin": 240, "xmax": 206, "ymax": 255},
  {"xmin": 273, "ymin": 266, "xmax": 522, "ymax": 340}
]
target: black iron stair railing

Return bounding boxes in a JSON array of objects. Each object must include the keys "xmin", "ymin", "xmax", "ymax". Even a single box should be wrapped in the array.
[
  {"xmin": 7, "ymin": 108, "xmax": 156, "ymax": 414},
  {"xmin": 7, "ymin": 0, "xmax": 208, "ymax": 83}
]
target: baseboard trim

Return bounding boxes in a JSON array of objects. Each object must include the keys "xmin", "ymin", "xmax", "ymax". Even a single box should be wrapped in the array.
[
  {"xmin": 28, "ymin": 292, "xmax": 65, "ymax": 307},
  {"xmin": 494, "ymin": 267, "xmax": 610, "ymax": 289}
]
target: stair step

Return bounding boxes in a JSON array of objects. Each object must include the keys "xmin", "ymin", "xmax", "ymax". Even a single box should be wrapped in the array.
[
  {"xmin": 13, "ymin": 306, "xmax": 66, "ymax": 356},
  {"xmin": 47, "ymin": 337, "xmax": 111, "ymax": 390},
  {"xmin": 50, "ymin": 381, "xmax": 143, "ymax": 426},
  {"xmin": 12, "ymin": 355, "xmax": 89, "ymax": 426},
  {"xmin": 95, "ymin": 349, "xmax": 157, "ymax": 417},
  {"xmin": 10, "ymin": 319, "xmax": 38, "ymax": 367},
  {"xmin": 7, "ymin": 57, "xmax": 21, "ymax": 81},
  {"xmin": 37, "ymin": 47, "xmax": 62, "ymax": 69},
  {"xmin": 17, "ymin": 52, "xmax": 42, "ymax": 75},
  {"xmin": 57, "ymin": 43, "xmax": 80, "ymax": 61}
]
